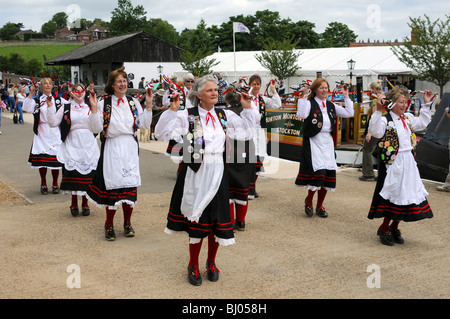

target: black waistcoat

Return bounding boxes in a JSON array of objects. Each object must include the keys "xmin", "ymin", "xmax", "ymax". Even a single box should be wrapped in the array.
[
  {"xmin": 33, "ymin": 96, "xmax": 62, "ymax": 135},
  {"xmin": 183, "ymin": 107, "xmax": 227, "ymax": 173},
  {"xmin": 302, "ymin": 99, "xmax": 337, "ymax": 138}
]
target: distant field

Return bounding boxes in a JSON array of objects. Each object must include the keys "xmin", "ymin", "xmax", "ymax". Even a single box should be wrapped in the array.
[{"xmin": 0, "ymin": 41, "xmax": 82, "ymax": 63}]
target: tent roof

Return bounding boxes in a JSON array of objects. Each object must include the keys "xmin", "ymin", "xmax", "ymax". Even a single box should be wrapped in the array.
[{"xmin": 207, "ymin": 46, "xmax": 413, "ymax": 77}]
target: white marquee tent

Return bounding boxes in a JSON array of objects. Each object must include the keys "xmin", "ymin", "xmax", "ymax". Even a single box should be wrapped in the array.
[{"xmin": 176, "ymin": 46, "xmax": 448, "ymax": 94}]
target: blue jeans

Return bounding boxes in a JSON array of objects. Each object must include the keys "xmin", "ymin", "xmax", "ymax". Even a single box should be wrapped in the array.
[
  {"xmin": 8, "ymin": 96, "xmax": 15, "ymax": 112},
  {"xmin": 17, "ymin": 101, "xmax": 24, "ymax": 123}
]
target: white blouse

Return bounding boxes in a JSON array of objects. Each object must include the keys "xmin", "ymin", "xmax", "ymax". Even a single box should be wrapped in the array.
[
  {"xmin": 88, "ymin": 95, "xmax": 152, "ymax": 135},
  {"xmin": 155, "ymin": 106, "xmax": 257, "ymax": 231},
  {"xmin": 368, "ymin": 104, "xmax": 432, "ymax": 152}
]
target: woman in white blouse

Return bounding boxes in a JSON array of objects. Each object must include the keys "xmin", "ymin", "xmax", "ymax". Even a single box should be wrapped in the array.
[
  {"xmin": 247, "ymin": 74, "xmax": 282, "ymax": 198},
  {"xmin": 295, "ymin": 78, "xmax": 354, "ymax": 218},
  {"xmin": 47, "ymin": 83, "xmax": 100, "ymax": 217},
  {"xmin": 367, "ymin": 86, "xmax": 434, "ymax": 246},
  {"xmin": 87, "ymin": 67, "xmax": 153, "ymax": 241},
  {"xmin": 23, "ymin": 78, "xmax": 68, "ymax": 194},
  {"xmin": 155, "ymin": 75, "xmax": 257, "ymax": 286}
]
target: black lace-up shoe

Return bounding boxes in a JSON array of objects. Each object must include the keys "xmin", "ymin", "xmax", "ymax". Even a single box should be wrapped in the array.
[
  {"xmin": 105, "ymin": 223, "xmax": 115, "ymax": 241},
  {"xmin": 377, "ymin": 227, "xmax": 394, "ymax": 246},
  {"xmin": 205, "ymin": 261, "xmax": 220, "ymax": 282},
  {"xmin": 187, "ymin": 265, "xmax": 202, "ymax": 286}
]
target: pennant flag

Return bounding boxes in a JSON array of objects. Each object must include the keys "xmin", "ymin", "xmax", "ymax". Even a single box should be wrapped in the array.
[{"xmin": 233, "ymin": 22, "xmax": 250, "ymax": 34}]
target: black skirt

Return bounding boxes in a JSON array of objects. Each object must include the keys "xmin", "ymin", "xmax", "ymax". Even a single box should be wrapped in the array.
[
  {"xmin": 60, "ymin": 167, "xmax": 95, "ymax": 194},
  {"xmin": 28, "ymin": 152, "xmax": 63, "ymax": 169},
  {"xmin": 228, "ymin": 139, "xmax": 256, "ymax": 204},
  {"xmin": 166, "ymin": 162, "xmax": 234, "ymax": 242},
  {"xmin": 295, "ymin": 136, "xmax": 336, "ymax": 188},
  {"xmin": 368, "ymin": 156, "xmax": 433, "ymax": 222}
]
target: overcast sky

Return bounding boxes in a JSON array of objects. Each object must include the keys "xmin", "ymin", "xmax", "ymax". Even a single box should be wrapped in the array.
[{"xmin": 1, "ymin": 0, "xmax": 448, "ymax": 42}]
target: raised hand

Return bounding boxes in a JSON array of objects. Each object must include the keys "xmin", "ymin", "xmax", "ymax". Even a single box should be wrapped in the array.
[
  {"xmin": 169, "ymin": 92, "xmax": 181, "ymax": 111},
  {"xmin": 89, "ymin": 90, "xmax": 98, "ymax": 114}
]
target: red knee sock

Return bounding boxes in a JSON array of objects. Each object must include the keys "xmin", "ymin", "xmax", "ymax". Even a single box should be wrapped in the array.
[
  {"xmin": 122, "ymin": 203, "xmax": 133, "ymax": 223},
  {"xmin": 390, "ymin": 220, "xmax": 400, "ymax": 230},
  {"xmin": 306, "ymin": 190, "xmax": 316, "ymax": 205},
  {"xmin": 380, "ymin": 217, "xmax": 391, "ymax": 232},
  {"xmin": 230, "ymin": 203, "xmax": 235, "ymax": 224},
  {"xmin": 189, "ymin": 239, "xmax": 203, "ymax": 268},
  {"xmin": 81, "ymin": 196, "xmax": 88, "ymax": 208},
  {"xmin": 51, "ymin": 169, "xmax": 59, "ymax": 187},
  {"xmin": 39, "ymin": 167, "xmax": 47, "ymax": 186},
  {"xmin": 71, "ymin": 195, "xmax": 77, "ymax": 207},
  {"xmin": 207, "ymin": 232, "xmax": 219, "ymax": 263},
  {"xmin": 236, "ymin": 201, "xmax": 248, "ymax": 222},
  {"xmin": 317, "ymin": 188, "xmax": 328, "ymax": 209},
  {"xmin": 105, "ymin": 207, "xmax": 116, "ymax": 225}
]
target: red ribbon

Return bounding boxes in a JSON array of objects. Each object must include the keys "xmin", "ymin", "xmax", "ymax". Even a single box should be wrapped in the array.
[
  {"xmin": 117, "ymin": 98, "xmax": 124, "ymax": 106},
  {"xmin": 399, "ymin": 116, "xmax": 407, "ymax": 129},
  {"xmin": 206, "ymin": 112, "xmax": 216, "ymax": 129}
]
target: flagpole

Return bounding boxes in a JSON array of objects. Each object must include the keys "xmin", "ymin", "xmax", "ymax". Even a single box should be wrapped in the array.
[{"xmin": 233, "ymin": 23, "xmax": 236, "ymax": 76}]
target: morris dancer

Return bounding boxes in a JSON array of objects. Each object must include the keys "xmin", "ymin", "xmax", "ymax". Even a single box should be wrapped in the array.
[
  {"xmin": 367, "ymin": 86, "xmax": 434, "ymax": 246},
  {"xmin": 155, "ymin": 75, "xmax": 257, "ymax": 286},
  {"xmin": 224, "ymin": 88, "xmax": 256, "ymax": 231},
  {"xmin": 295, "ymin": 78, "xmax": 354, "ymax": 217},
  {"xmin": 47, "ymin": 83, "xmax": 100, "ymax": 217},
  {"xmin": 87, "ymin": 67, "xmax": 153, "ymax": 241},
  {"xmin": 23, "ymin": 78, "xmax": 68, "ymax": 194},
  {"xmin": 247, "ymin": 74, "xmax": 281, "ymax": 198}
]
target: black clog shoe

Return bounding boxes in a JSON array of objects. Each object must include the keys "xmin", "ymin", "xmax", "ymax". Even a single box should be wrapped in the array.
[
  {"xmin": 206, "ymin": 261, "xmax": 220, "ymax": 282},
  {"xmin": 390, "ymin": 227, "xmax": 404, "ymax": 244},
  {"xmin": 304, "ymin": 198, "xmax": 313, "ymax": 217},
  {"xmin": 105, "ymin": 223, "xmax": 116, "ymax": 241},
  {"xmin": 377, "ymin": 228, "xmax": 394, "ymax": 246},
  {"xmin": 316, "ymin": 206, "xmax": 328, "ymax": 218},
  {"xmin": 70, "ymin": 205, "xmax": 79, "ymax": 217},
  {"xmin": 187, "ymin": 265, "xmax": 202, "ymax": 286}
]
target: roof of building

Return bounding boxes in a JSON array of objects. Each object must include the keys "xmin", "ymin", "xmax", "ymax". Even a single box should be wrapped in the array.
[{"xmin": 45, "ymin": 30, "xmax": 183, "ymax": 65}]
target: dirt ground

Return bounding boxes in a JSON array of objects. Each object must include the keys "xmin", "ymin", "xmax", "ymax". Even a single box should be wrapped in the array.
[{"xmin": 0, "ymin": 166, "xmax": 449, "ymax": 301}]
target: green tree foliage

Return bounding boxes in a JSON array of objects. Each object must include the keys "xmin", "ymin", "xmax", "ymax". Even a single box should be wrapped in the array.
[
  {"xmin": 51, "ymin": 12, "xmax": 68, "ymax": 29},
  {"xmin": 391, "ymin": 14, "xmax": 450, "ymax": 96},
  {"xmin": 109, "ymin": 0, "xmax": 147, "ymax": 35},
  {"xmin": 41, "ymin": 21, "xmax": 57, "ymax": 37},
  {"xmin": 255, "ymin": 37, "xmax": 302, "ymax": 80},
  {"xmin": 0, "ymin": 22, "xmax": 22, "ymax": 40},
  {"xmin": 320, "ymin": 22, "xmax": 357, "ymax": 47},
  {"xmin": 180, "ymin": 48, "xmax": 219, "ymax": 77},
  {"xmin": 144, "ymin": 18, "xmax": 179, "ymax": 46}
]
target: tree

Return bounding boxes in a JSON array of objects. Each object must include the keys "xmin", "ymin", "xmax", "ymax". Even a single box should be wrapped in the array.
[
  {"xmin": 289, "ymin": 20, "xmax": 320, "ymax": 49},
  {"xmin": 254, "ymin": 37, "xmax": 302, "ymax": 81},
  {"xmin": 145, "ymin": 18, "xmax": 179, "ymax": 46},
  {"xmin": 180, "ymin": 48, "xmax": 219, "ymax": 77},
  {"xmin": 0, "ymin": 22, "xmax": 22, "ymax": 40},
  {"xmin": 320, "ymin": 22, "xmax": 357, "ymax": 47},
  {"xmin": 109, "ymin": 0, "xmax": 147, "ymax": 35},
  {"xmin": 41, "ymin": 21, "xmax": 57, "ymax": 37},
  {"xmin": 391, "ymin": 14, "xmax": 450, "ymax": 97},
  {"xmin": 51, "ymin": 12, "xmax": 68, "ymax": 29}
]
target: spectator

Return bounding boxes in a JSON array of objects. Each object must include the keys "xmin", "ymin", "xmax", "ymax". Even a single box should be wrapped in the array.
[{"xmin": 15, "ymin": 86, "xmax": 26, "ymax": 124}]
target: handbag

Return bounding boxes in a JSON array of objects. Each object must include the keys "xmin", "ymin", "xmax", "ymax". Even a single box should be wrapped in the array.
[{"xmin": 13, "ymin": 111, "xmax": 18, "ymax": 124}]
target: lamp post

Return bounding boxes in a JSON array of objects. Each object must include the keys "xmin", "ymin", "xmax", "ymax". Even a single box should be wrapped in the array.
[
  {"xmin": 347, "ymin": 58, "xmax": 356, "ymax": 86},
  {"xmin": 157, "ymin": 64, "xmax": 163, "ymax": 83}
]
